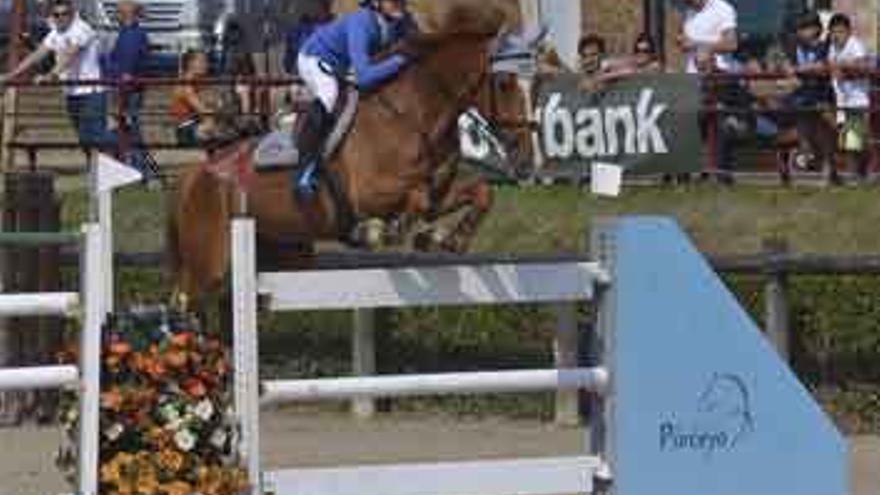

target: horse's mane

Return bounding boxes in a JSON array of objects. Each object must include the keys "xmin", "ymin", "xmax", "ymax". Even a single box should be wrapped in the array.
[{"xmin": 415, "ymin": 0, "xmax": 509, "ymax": 37}]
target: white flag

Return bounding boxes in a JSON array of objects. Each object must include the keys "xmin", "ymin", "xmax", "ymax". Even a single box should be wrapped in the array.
[
  {"xmin": 96, "ymin": 153, "xmax": 142, "ymax": 193},
  {"xmin": 591, "ymin": 162, "xmax": 623, "ymax": 198}
]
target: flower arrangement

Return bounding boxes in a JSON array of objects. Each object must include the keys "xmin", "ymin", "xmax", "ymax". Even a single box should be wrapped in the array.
[{"xmin": 56, "ymin": 307, "xmax": 248, "ymax": 495}]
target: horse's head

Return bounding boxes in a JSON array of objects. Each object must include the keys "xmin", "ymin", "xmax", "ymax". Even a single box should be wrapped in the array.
[{"xmin": 390, "ymin": 1, "xmax": 532, "ymax": 176}]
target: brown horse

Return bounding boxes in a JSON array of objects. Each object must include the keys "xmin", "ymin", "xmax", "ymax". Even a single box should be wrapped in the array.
[{"xmin": 168, "ymin": 4, "xmax": 524, "ymax": 304}]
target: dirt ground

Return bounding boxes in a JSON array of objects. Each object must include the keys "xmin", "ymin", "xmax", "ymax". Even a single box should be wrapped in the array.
[{"xmin": 0, "ymin": 411, "xmax": 876, "ymax": 495}]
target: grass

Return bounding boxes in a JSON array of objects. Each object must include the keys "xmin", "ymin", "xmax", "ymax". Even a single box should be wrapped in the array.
[
  {"xmin": 48, "ymin": 178, "xmax": 880, "ymax": 430},
  {"xmin": 54, "ymin": 180, "xmax": 880, "ymax": 256}
]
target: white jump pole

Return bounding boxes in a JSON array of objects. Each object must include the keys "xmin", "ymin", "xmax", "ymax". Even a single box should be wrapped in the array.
[
  {"xmin": 0, "ymin": 365, "xmax": 78, "ymax": 390},
  {"xmin": 232, "ymin": 218, "xmax": 261, "ymax": 495},
  {"xmin": 78, "ymin": 223, "xmax": 105, "ymax": 495},
  {"xmin": 98, "ymin": 187, "xmax": 113, "ymax": 314},
  {"xmin": 262, "ymin": 368, "xmax": 609, "ymax": 405},
  {"xmin": 0, "ymin": 292, "xmax": 79, "ymax": 317}
]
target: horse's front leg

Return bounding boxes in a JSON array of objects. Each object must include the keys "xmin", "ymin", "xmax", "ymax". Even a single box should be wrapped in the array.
[{"xmin": 413, "ymin": 177, "xmax": 493, "ymax": 253}]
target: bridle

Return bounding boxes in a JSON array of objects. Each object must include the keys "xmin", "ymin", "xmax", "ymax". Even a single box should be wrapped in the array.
[
  {"xmin": 373, "ymin": 36, "xmax": 493, "ymax": 215},
  {"xmin": 375, "ymin": 35, "xmax": 493, "ymax": 161}
]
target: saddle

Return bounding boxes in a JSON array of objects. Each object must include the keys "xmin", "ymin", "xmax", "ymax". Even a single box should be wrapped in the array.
[{"xmin": 253, "ymin": 87, "xmax": 360, "ymax": 171}]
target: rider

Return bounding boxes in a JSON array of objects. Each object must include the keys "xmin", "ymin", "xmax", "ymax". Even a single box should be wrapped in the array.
[{"xmin": 294, "ymin": 0, "xmax": 418, "ymax": 198}]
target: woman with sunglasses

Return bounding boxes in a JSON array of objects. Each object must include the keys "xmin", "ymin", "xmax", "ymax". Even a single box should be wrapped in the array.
[{"xmin": 1, "ymin": 0, "xmax": 116, "ymax": 155}]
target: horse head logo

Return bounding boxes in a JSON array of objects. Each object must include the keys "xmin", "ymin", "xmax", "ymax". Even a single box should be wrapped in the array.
[{"xmin": 696, "ymin": 373, "xmax": 755, "ymax": 448}]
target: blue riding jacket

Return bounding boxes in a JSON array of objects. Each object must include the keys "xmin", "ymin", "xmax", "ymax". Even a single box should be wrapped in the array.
[{"xmin": 300, "ymin": 7, "xmax": 416, "ymax": 90}]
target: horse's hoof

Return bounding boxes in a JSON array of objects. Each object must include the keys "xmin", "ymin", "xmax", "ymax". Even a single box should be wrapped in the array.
[
  {"xmin": 350, "ymin": 219, "xmax": 386, "ymax": 250},
  {"xmin": 413, "ymin": 228, "xmax": 450, "ymax": 252},
  {"xmin": 366, "ymin": 219, "xmax": 387, "ymax": 250}
]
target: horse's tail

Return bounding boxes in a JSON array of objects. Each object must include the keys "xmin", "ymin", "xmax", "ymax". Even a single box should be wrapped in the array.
[{"xmin": 165, "ymin": 181, "xmax": 185, "ymax": 303}]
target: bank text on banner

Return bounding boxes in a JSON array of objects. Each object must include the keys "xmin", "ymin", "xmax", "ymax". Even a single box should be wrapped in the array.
[{"xmin": 534, "ymin": 73, "xmax": 703, "ymax": 176}]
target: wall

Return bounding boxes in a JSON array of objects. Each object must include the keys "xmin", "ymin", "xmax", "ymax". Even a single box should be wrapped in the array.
[{"xmin": 581, "ymin": 0, "xmax": 643, "ymax": 57}]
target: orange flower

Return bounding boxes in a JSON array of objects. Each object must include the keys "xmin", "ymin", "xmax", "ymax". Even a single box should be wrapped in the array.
[
  {"xmin": 144, "ymin": 359, "xmax": 167, "ymax": 380},
  {"xmin": 183, "ymin": 378, "xmax": 207, "ymax": 398},
  {"xmin": 101, "ymin": 389, "xmax": 124, "ymax": 410},
  {"xmin": 170, "ymin": 332, "xmax": 194, "ymax": 348},
  {"xmin": 129, "ymin": 353, "xmax": 148, "ymax": 373},
  {"xmin": 108, "ymin": 341, "xmax": 132, "ymax": 356},
  {"xmin": 164, "ymin": 349, "xmax": 188, "ymax": 369}
]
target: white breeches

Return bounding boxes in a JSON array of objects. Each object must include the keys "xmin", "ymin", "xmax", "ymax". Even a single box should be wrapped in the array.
[{"xmin": 297, "ymin": 53, "xmax": 340, "ymax": 112}]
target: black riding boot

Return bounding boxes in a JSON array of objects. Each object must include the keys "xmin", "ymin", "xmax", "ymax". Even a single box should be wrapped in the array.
[{"xmin": 294, "ymin": 100, "xmax": 334, "ymax": 199}]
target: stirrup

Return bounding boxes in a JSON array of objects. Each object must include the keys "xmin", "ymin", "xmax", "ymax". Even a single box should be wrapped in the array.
[{"xmin": 295, "ymin": 163, "xmax": 320, "ymax": 199}]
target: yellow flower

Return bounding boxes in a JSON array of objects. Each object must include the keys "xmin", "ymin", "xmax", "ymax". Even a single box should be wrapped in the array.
[
  {"xmin": 161, "ymin": 481, "xmax": 193, "ymax": 495},
  {"xmin": 157, "ymin": 448, "xmax": 185, "ymax": 473},
  {"xmin": 100, "ymin": 460, "xmax": 122, "ymax": 485},
  {"xmin": 135, "ymin": 471, "xmax": 159, "ymax": 494}
]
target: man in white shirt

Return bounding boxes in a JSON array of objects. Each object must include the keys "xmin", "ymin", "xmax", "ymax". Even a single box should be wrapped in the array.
[
  {"xmin": 828, "ymin": 13, "xmax": 873, "ymax": 182},
  {"xmin": 678, "ymin": 0, "xmax": 739, "ymax": 74},
  {"xmin": 1, "ymin": 0, "xmax": 115, "ymax": 153}
]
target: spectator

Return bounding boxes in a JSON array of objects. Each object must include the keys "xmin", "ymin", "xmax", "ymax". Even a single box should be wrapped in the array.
[
  {"xmin": 786, "ymin": 10, "xmax": 838, "ymax": 184},
  {"xmin": 230, "ymin": 53, "xmax": 257, "ymax": 116},
  {"xmin": 828, "ymin": 13, "xmax": 872, "ymax": 182},
  {"xmin": 227, "ymin": 52, "xmax": 265, "ymax": 136},
  {"xmin": 630, "ymin": 34, "xmax": 663, "ymax": 73},
  {"xmin": 0, "ymin": 0, "xmax": 116, "ymax": 153},
  {"xmin": 696, "ymin": 48, "xmax": 754, "ymax": 185},
  {"xmin": 105, "ymin": 0, "xmax": 157, "ymax": 180},
  {"xmin": 170, "ymin": 50, "xmax": 218, "ymax": 147},
  {"xmin": 678, "ymin": 0, "xmax": 738, "ymax": 74},
  {"xmin": 601, "ymin": 34, "xmax": 664, "ymax": 80},
  {"xmin": 577, "ymin": 34, "xmax": 611, "ymax": 92}
]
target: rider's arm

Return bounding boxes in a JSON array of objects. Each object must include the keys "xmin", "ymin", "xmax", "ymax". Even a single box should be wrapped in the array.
[{"xmin": 347, "ymin": 18, "xmax": 408, "ymax": 90}]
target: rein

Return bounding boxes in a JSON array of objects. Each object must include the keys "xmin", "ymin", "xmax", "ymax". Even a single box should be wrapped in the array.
[{"xmin": 374, "ymin": 45, "xmax": 491, "ymax": 215}]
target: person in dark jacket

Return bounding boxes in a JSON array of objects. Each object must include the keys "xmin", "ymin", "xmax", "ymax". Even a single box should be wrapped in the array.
[
  {"xmin": 786, "ymin": 10, "xmax": 838, "ymax": 184},
  {"xmin": 106, "ymin": 0, "xmax": 157, "ymax": 180}
]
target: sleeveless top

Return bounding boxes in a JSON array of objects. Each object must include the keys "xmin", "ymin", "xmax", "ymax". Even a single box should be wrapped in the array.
[{"xmin": 170, "ymin": 86, "xmax": 199, "ymax": 124}]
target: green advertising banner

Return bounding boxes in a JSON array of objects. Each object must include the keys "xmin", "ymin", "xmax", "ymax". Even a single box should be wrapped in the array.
[{"xmin": 534, "ymin": 73, "xmax": 703, "ymax": 176}]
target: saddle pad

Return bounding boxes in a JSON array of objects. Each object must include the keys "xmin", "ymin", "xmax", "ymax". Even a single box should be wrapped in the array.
[
  {"xmin": 254, "ymin": 89, "xmax": 360, "ymax": 171},
  {"xmin": 254, "ymin": 131, "xmax": 299, "ymax": 168}
]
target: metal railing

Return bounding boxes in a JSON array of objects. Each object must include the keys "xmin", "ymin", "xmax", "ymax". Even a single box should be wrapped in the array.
[{"xmin": 1, "ymin": 70, "xmax": 879, "ymax": 183}]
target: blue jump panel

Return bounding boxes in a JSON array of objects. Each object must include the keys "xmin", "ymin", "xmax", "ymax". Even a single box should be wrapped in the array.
[{"xmin": 609, "ymin": 217, "xmax": 847, "ymax": 495}]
